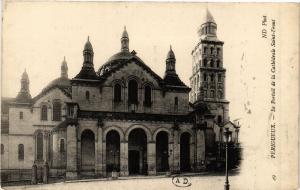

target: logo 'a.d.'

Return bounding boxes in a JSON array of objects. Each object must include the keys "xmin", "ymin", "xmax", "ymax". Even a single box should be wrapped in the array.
[{"xmin": 172, "ymin": 176, "xmax": 192, "ymax": 187}]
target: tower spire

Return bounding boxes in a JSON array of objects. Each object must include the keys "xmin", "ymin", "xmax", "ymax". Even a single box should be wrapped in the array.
[
  {"xmin": 121, "ymin": 26, "xmax": 129, "ymax": 52},
  {"xmin": 74, "ymin": 36, "xmax": 97, "ymax": 80},
  {"xmin": 61, "ymin": 56, "xmax": 68, "ymax": 78},
  {"xmin": 83, "ymin": 36, "xmax": 94, "ymax": 67},
  {"xmin": 16, "ymin": 69, "xmax": 32, "ymax": 103},
  {"xmin": 165, "ymin": 45, "xmax": 176, "ymax": 75},
  {"xmin": 198, "ymin": 9, "xmax": 218, "ymax": 40}
]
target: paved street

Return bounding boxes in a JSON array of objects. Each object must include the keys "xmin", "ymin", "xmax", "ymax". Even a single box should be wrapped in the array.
[{"xmin": 2, "ymin": 174, "xmax": 241, "ymax": 190}]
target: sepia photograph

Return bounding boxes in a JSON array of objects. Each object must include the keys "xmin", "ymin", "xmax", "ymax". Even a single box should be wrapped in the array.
[{"xmin": 1, "ymin": 2, "xmax": 299, "ymax": 190}]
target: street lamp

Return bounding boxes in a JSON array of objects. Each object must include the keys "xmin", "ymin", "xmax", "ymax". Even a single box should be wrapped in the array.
[{"xmin": 223, "ymin": 127, "xmax": 232, "ymax": 190}]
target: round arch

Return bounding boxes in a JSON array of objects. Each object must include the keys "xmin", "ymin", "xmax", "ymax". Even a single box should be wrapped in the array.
[
  {"xmin": 179, "ymin": 130, "xmax": 194, "ymax": 143},
  {"xmin": 81, "ymin": 129, "xmax": 95, "ymax": 172},
  {"xmin": 125, "ymin": 124, "xmax": 152, "ymax": 142},
  {"xmin": 103, "ymin": 126, "xmax": 125, "ymax": 141},
  {"xmin": 153, "ymin": 127, "xmax": 171, "ymax": 141},
  {"xmin": 126, "ymin": 75, "xmax": 141, "ymax": 86},
  {"xmin": 111, "ymin": 79, "xmax": 125, "ymax": 87},
  {"xmin": 78, "ymin": 127, "xmax": 97, "ymax": 141}
]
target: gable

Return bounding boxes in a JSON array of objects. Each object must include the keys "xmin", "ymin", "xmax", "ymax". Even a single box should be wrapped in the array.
[
  {"xmin": 103, "ymin": 60, "xmax": 162, "ymax": 88},
  {"xmin": 33, "ymin": 87, "xmax": 72, "ymax": 107}
]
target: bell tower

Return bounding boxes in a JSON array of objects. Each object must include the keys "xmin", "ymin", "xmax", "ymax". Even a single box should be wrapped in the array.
[{"xmin": 190, "ymin": 9, "xmax": 229, "ymax": 125}]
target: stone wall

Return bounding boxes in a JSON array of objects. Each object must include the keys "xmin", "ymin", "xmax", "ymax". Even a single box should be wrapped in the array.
[
  {"xmin": 62, "ymin": 118, "xmax": 206, "ymax": 179},
  {"xmin": 72, "ymin": 61, "xmax": 190, "ymax": 115}
]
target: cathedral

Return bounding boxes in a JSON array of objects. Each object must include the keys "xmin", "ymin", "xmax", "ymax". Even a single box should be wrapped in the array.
[{"xmin": 1, "ymin": 10, "xmax": 240, "ymax": 183}]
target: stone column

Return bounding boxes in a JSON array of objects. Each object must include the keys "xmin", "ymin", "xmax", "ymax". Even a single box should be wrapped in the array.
[
  {"xmin": 31, "ymin": 164, "xmax": 37, "ymax": 184},
  {"xmin": 66, "ymin": 125, "xmax": 78, "ymax": 179},
  {"xmin": 95, "ymin": 127, "xmax": 103, "ymax": 177},
  {"xmin": 147, "ymin": 141, "xmax": 156, "ymax": 175},
  {"xmin": 43, "ymin": 131, "xmax": 49, "ymax": 162},
  {"xmin": 168, "ymin": 142, "xmax": 173, "ymax": 172},
  {"xmin": 173, "ymin": 130, "xmax": 180, "ymax": 173},
  {"xmin": 190, "ymin": 140, "xmax": 195, "ymax": 172},
  {"xmin": 120, "ymin": 141, "xmax": 128, "ymax": 176},
  {"xmin": 102, "ymin": 141, "xmax": 106, "ymax": 177},
  {"xmin": 196, "ymin": 130, "xmax": 206, "ymax": 171},
  {"xmin": 51, "ymin": 133, "xmax": 58, "ymax": 168}
]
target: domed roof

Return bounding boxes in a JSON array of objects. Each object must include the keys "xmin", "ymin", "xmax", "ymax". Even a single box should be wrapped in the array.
[
  {"xmin": 42, "ymin": 77, "xmax": 71, "ymax": 93},
  {"xmin": 98, "ymin": 50, "xmax": 139, "ymax": 76}
]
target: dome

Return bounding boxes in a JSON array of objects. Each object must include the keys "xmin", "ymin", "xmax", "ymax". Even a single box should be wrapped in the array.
[
  {"xmin": 98, "ymin": 50, "xmax": 140, "ymax": 76},
  {"xmin": 108, "ymin": 51, "xmax": 134, "ymax": 62},
  {"xmin": 42, "ymin": 77, "xmax": 71, "ymax": 93}
]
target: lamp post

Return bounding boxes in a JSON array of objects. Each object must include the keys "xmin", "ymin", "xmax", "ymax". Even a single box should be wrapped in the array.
[{"xmin": 223, "ymin": 127, "xmax": 232, "ymax": 190}]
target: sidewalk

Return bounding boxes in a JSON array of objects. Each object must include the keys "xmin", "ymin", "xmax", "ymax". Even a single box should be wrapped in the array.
[{"xmin": 64, "ymin": 171, "xmax": 209, "ymax": 184}]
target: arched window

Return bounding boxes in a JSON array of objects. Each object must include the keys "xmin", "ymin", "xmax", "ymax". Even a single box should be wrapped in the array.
[
  {"xmin": 218, "ymin": 90, "xmax": 223, "ymax": 99},
  {"xmin": 217, "ymin": 48, "xmax": 221, "ymax": 55},
  {"xmin": 217, "ymin": 115, "xmax": 222, "ymax": 125},
  {"xmin": 85, "ymin": 91, "xmax": 90, "ymax": 100},
  {"xmin": 210, "ymin": 47, "xmax": 214, "ymax": 54},
  {"xmin": 1, "ymin": 144, "xmax": 4, "ymax": 155},
  {"xmin": 204, "ymin": 73, "xmax": 207, "ymax": 81},
  {"xmin": 53, "ymin": 101, "xmax": 61, "ymax": 121},
  {"xmin": 203, "ymin": 59, "xmax": 207, "ymax": 67},
  {"xmin": 144, "ymin": 85, "xmax": 152, "ymax": 107},
  {"xmin": 41, "ymin": 105, "xmax": 48, "ymax": 121},
  {"xmin": 60, "ymin": 139, "xmax": 65, "ymax": 153},
  {"xmin": 18, "ymin": 144, "xmax": 24, "ymax": 160},
  {"xmin": 114, "ymin": 83, "xmax": 122, "ymax": 102},
  {"xmin": 174, "ymin": 97, "xmax": 178, "ymax": 111},
  {"xmin": 217, "ymin": 60, "xmax": 220, "ymax": 68},
  {"xmin": 128, "ymin": 80, "xmax": 138, "ymax": 104},
  {"xmin": 218, "ymin": 74, "xmax": 222, "ymax": 82},
  {"xmin": 211, "ymin": 74, "xmax": 215, "ymax": 82},
  {"xmin": 210, "ymin": 90, "xmax": 215, "ymax": 98},
  {"xmin": 36, "ymin": 132, "xmax": 43, "ymax": 160},
  {"xmin": 175, "ymin": 97, "xmax": 178, "ymax": 106},
  {"xmin": 19, "ymin": 112, "xmax": 23, "ymax": 120},
  {"xmin": 203, "ymin": 90, "xmax": 207, "ymax": 98},
  {"xmin": 210, "ymin": 60, "xmax": 214, "ymax": 67}
]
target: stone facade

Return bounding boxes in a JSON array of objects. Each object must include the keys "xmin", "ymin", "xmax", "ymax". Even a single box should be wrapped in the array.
[{"xmin": 1, "ymin": 11, "xmax": 240, "ymax": 183}]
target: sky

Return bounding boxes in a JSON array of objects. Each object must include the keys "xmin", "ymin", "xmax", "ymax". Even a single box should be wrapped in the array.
[
  {"xmin": 2, "ymin": 2, "xmax": 299, "ymax": 188},
  {"xmin": 2, "ymin": 2, "xmax": 253, "ymax": 120}
]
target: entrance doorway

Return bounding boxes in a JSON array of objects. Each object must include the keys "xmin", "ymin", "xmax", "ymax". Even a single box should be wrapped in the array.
[
  {"xmin": 106, "ymin": 130, "xmax": 120, "ymax": 173},
  {"xmin": 180, "ymin": 132, "xmax": 191, "ymax": 172},
  {"xmin": 128, "ymin": 128, "xmax": 147, "ymax": 175},
  {"xmin": 129, "ymin": 150, "xmax": 140, "ymax": 174},
  {"xmin": 81, "ymin": 130, "xmax": 95, "ymax": 173},
  {"xmin": 156, "ymin": 131, "xmax": 169, "ymax": 172}
]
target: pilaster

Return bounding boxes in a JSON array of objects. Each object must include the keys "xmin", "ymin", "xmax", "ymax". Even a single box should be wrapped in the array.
[
  {"xmin": 66, "ymin": 125, "xmax": 78, "ymax": 179},
  {"xmin": 120, "ymin": 141, "xmax": 129, "ymax": 176},
  {"xmin": 95, "ymin": 127, "xmax": 103, "ymax": 177},
  {"xmin": 147, "ymin": 141, "xmax": 156, "ymax": 175}
]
